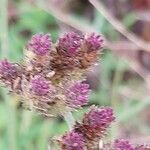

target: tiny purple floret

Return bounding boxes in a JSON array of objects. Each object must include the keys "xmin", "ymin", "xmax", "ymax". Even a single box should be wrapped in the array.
[
  {"xmin": 28, "ymin": 33, "xmax": 52, "ymax": 56},
  {"xmin": 0, "ymin": 59, "xmax": 18, "ymax": 80},
  {"xmin": 57, "ymin": 32, "xmax": 82, "ymax": 56},
  {"xmin": 62, "ymin": 131, "xmax": 85, "ymax": 150},
  {"xmin": 84, "ymin": 107, "xmax": 115, "ymax": 129},
  {"xmin": 66, "ymin": 82, "xmax": 90, "ymax": 107},
  {"xmin": 114, "ymin": 139, "xmax": 134, "ymax": 150},
  {"xmin": 85, "ymin": 33, "xmax": 104, "ymax": 52},
  {"xmin": 31, "ymin": 75, "xmax": 50, "ymax": 96}
]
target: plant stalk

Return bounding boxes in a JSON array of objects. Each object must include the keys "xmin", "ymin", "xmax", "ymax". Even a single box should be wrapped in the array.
[{"xmin": 64, "ymin": 111, "xmax": 75, "ymax": 131}]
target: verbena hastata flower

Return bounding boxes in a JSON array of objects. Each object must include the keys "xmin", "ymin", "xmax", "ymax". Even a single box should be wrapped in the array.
[
  {"xmin": 113, "ymin": 139, "xmax": 134, "ymax": 150},
  {"xmin": 0, "ymin": 59, "xmax": 18, "ymax": 81},
  {"xmin": 0, "ymin": 32, "xmax": 149, "ymax": 149},
  {"xmin": 84, "ymin": 33, "xmax": 104, "ymax": 52},
  {"xmin": 82, "ymin": 106, "xmax": 115, "ymax": 129},
  {"xmin": 25, "ymin": 33, "xmax": 52, "ymax": 71},
  {"xmin": 27, "ymin": 33, "xmax": 52, "ymax": 56},
  {"xmin": 0, "ymin": 59, "xmax": 21, "ymax": 92},
  {"xmin": 58, "ymin": 106, "xmax": 115, "ymax": 149},
  {"xmin": 0, "ymin": 32, "xmax": 103, "ymax": 117},
  {"xmin": 31, "ymin": 75, "xmax": 50, "ymax": 96},
  {"xmin": 65, "ymin": 82, "xmax": 90, "ymax": 107},
  {"xmin": 79, "ymin": 106, "xmax": 115, "ymax": 147},
  {"xmin": 56, "ymin": 32, "xmax": 82, "ymax": 56},
  {"xmin": 51, "ymin": 32, "xmax": 82, "ymax": 72},
  {"xmin": 51, "ymin": 32, "xmax": 103, "ymax": 75},
  {"xmin": 60, "ymin": 131, "xmax": 85, "ymax": 150}
]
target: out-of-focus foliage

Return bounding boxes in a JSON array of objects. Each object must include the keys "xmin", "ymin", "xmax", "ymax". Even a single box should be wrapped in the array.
[{"xmin": 0, "ymin": 0, "xmax": 150, "ymax": 149}]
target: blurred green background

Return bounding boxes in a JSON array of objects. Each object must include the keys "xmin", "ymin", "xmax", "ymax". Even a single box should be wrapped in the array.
[{"xmin": 0, "ymin": 0, "xmax": 150, "ymax": 150}]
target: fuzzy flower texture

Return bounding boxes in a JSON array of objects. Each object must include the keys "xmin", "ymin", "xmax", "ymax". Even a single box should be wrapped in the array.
[
  {"xmin": 114, "ymin": 139, "xmax": 134, "ymax": 150},
  {"xmin": 0, "ymin": 59, "xmax": 18, "ymax": 81},
  {"xmin": 31, "ymin": 76, "xmax": 50, "ymax": 96},
  {"xmin": 60, "ymin": 106, "xmax": 115, "ymax": 149},
  {"xmin": 57, "ymin": 32, "xmax": 82, "ymax": 56},
  {"xmin": 61, "ymin": 131, "xmax": 85, "ymax": 150},
  {"xmin": 0, "ymin": 32, "xmax": 103, "ymax": 116},
  {"xmin": 0, "ymin": 32, "xmax": 148, "ymax": 150},
  {"xmin": 66, "ymin": 82, "xmax": 90, "ymax": 107},
  {"xmin": 27, "ymin": 33, "xmax": 52, "ymax": 56}
]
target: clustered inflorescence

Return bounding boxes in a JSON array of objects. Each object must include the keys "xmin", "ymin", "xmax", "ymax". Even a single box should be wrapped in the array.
[
  {"xmin": 60, "ymin": 106, "xmax": 115, "ymax": 149},
  {"xmin": 0, "ymin": 32, "xmax": 103, "ymax": 116},
  {"xmin": 0, "ymin": 32, "xmax": 149, "ymax": 150}
]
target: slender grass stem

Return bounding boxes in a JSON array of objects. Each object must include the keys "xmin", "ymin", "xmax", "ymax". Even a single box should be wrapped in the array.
[
  {"xmin": 64, "ymin": 111, "xmax": 75, "ymax": 131},
  {"xmin": 110, "ymin": 61, "xmax": 124, "ymax": 139},
  {"xmin": 0, "ymin": 0, "xmax": 9, "ymax": 58},
  {"xmin": 0, "ymin": 0, "xmax": 17, "ymax": 150},
  {"xmin": 2, "ymin": 92, "xmax": 17, "ymax": 150}
]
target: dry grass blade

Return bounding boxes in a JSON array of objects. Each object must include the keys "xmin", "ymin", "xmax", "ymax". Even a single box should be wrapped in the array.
[
  {"xmin": 135, "ymin": 11, "xmax": 150, "ymax": 22},
  {"xmin": 107, "ymin": 41, "xmax": 141, "ymax": 51},
  {"xmin": 35, "ymin": 0, "xmax": 96, "ymax": 33},
  {"xmin": 89, "ymin": 0, "xmax": 150, "ymax": 52},
  {"xmin": 32, "ymin": 0, "xmax": 150, "ymax": 87}
]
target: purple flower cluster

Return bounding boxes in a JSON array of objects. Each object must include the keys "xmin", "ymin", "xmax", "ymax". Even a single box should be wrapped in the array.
[
  {"xmin": 83, "ymin": 106, "xmax": 115, "ymax": 129},
  {"xmin": 61, "ymin": 131, "xmax": 85, "ymax": 150},
  {"xmin": 0, "ymin": 32, "xmax": 149, "ymax": 150},
  {"xmin": 114, "ymin": 139, "xmax": 134, "ymax": 150},
  {"xmin": 66, "ymin": 82, "xmax": 90, "ymax": 107},
  {"xmin": 0, "ymin": 32, "xmax": 117, "ymax": 149},
  {"xmin": 85, "ymin": 33, "xmax": 104, "ymax": 52},
  {"xmin": 56, "ymin": 32, "xmax": 82, "ymax": 56},
  {"xmin": 0, "ymin": 59, "xmax": 18, "ymax": 81},
  {"xmin": 61, "ymin": 106, "xmax": 115, "ymax": 149},
  {"xmin": 31, "ymin": 75, "xmax": 50, "ymax": 96},
  {"xmin": 28, "ymin": 33, "xmax": 52, "ymax": 56}
]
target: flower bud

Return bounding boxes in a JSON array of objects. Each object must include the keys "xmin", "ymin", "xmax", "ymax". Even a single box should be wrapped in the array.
[
  {"xmin": 85, "ymin": 33, "xmax": 104, "ymax": 52},
  {"xmin": 28, "ymin": 33, "xmax": 52, "ymax": 56},
  {"xmin": 0, "ymin": 59, "xmax": 18, "ymax": 81},
  {"xmin": 61, "ymin": 131, "xmax": 85, "ymax": 150},
  {"xmin": 31, "ymin": 75, "xmax": 50, "ymax": 96},
  {"xmin": 57, "ymin": 32, "xmax": 82, "ymax": 56},
  {"xmin": 114, "ymin": 139, "xmax": 134, "ymax": 150},
  {"xmin": 66, "ymin": 82, "xmax": 90, "ymax": 107}
]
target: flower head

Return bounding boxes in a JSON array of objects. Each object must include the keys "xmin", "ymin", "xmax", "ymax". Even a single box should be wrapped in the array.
[
  {"xmin": 85, "ymin": 33, "xmax": 104, "ymax": 52},
  {"xmin": 66, "ymin": 82, "xmax": 90, "ymax": 107},
  {"xmin": 61, "ymin": 131, "xmax": 85, "ymax": 150},
  {"xmin": 74, "ymin": 106, "xmax": 115, "ymax": 147},
  {"xmin": 31, "ymin": 75, "xmax": 50, "ymax": 96},
  {"xmin": 83, "ymin": 106, "xmax": 115, "ymax": 129},
  {"xmin": 0, "ymin": 59, "xmax": 18, "ymax": 80},
  {"xmin": 57, "ymin": 32, "xmax": 82, "ymax": 56},
  {"xmin": 114, "ymin": 139, "xmax": 134, "ymax": 150},
  {"xmin": 28, "ymin": 33, "xmax": 52, "ymax": 56}
]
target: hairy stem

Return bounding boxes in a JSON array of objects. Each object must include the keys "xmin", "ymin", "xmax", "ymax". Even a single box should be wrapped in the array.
[{"xmin": 64, "ymin": 111, "xmax": 75, "ymax": 131}]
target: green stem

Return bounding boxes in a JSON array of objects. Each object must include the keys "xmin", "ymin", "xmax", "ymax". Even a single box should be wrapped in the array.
[
  {"xmin": 1, "ymin": 89, "xmax": 17, "ymax": 150},
  {"xmin": 0, "ymin": 0, "xmax": 17, "ymax": 150},
  {"xmin": 48, "ymin": 112, "xmax": 75, "ymax": 149},
  {"xmin": 0, "ymin": 0, "xmax": 9, "ymax": 58},
  {"xmin": 64, "ymin": 111, "xmax": 75, "ymax": 131},
  {"xmin": 48, "ymin": 145, "xmax": 52, "ymax": 150},
  {"xmin": 110, "ymin": 61, "xmax": 124, "ymax": 139}
]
